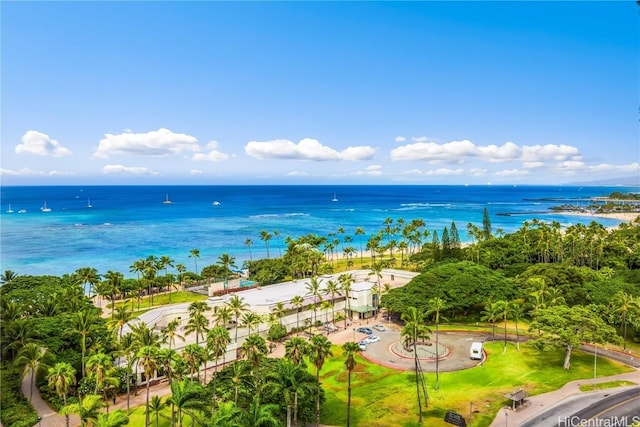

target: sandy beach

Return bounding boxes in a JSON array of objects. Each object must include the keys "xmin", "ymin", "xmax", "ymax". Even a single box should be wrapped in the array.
[{"xmin": 557, "ymin": 211, "xmax": 639, "ymax": 223}]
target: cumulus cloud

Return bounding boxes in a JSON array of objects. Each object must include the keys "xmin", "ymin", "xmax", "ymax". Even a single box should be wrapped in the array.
[
  {"xmin": 476, "ymin": 141, "xmax": 521, "ymax": 162},
  {"xmin": 15, "ymin": 130, "xmax": 72, "ymax": 157},
  {"xmin": 245, "ymin": 138, "xmax": 375, "ymax": 161},
  {"xmin": 469, "ymin": 168, "xmax": 488, "ymax": 176},
  {"xmin": 522, "ymin": 144, "xmax": 580, "ymax": 162},
  {"xmin": 102, "ymin": 164, "xmax": 159, "ymax": 175},
  {"xmin": 286, "ymin": 171, "xmax": 310, "ymax": 176},
  {"xmin": 192, "ymin": 140, "xmax": 229, "ymax": 162},
  {"xmin": 351, "ymin": 165, "xmax": 383, "ymax": 176},
  {"xmin": 391, "ymin": 139, "xmax": 478, "ymax": 162},
  {"xmin": 523, "ymin": 161, "xmax": 545, "ymax": 169},
  {"xmin": 94, "ymin": 128, "xmax": 199, "ymax": 159},
  {"xmin": 587, "ymin": 162, "xmax": 639, "ymax": 173},
  {"xmin": 394, "ymin": 136, "xmax": 406, "ymax": 143},
  {"xmin": 0, "ymin": 167, "xmax": 73, "ymax": 176},
  {"xmin": 401, "ymin": 168, "xmax": 464, "ymax": 176}
]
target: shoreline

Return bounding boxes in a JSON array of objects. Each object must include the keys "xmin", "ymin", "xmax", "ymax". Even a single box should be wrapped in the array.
[{"xmin": 555, "ymin": 210, "xmax": 639, "ymax": 223}]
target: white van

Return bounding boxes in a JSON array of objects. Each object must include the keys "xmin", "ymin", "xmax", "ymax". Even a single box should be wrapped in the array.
[{"xmin": 470, "ymin": 342, "xmax": 483, "ymax": 360}]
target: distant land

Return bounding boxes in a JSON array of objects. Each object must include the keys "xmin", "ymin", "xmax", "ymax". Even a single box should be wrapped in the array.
[{"xmin": 565, "ymin": 175, "xmax": 640, "ymax": 186}]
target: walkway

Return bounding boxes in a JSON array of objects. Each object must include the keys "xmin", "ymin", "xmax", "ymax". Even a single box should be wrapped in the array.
[{"xmin": 21, "ymin": 370, "xmax": 79, "ymax": 427}]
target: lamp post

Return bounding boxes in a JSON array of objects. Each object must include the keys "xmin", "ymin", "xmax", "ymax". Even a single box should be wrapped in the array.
[
  {"xmin": 353, "ymin": 328, "xmax": 356, "ymax": 342},
  {"xmin": 593, "ymin": 342, "xmax": 597, "ymax": 389},
  {"xmin": 505, "ymin": 411, "xmax": 508, "ymax": 427}
]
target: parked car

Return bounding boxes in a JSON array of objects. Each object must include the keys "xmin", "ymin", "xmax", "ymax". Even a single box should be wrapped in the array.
[
  {"xmin": 373, "ymin": 324, "xmax": 386, "ymax": 332},
  {"xmin": 358, "ymin": 340, "xmax": 367, "ymax": 351},
  {"xmin": 356, "ymin": 327, "xmax": 373, "ymax": 335},
  {"xmin": 364, "ymin": 335, "xmax": 381, "ymax": 344}
]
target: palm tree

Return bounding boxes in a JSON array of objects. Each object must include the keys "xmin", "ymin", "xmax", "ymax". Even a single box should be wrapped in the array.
[
  {"xmin": 86, "ymin": 352, "xmax": 119, "ymax": 403},
  {"xmin": 217, "ymin": 253, "xmax": 238, "ymax": 290},
  {"xmin": 245, "ymin": 238, "xmax": 254, "ymax": 262},
  {"xmin": 260, "ymin": 230, "xmax": 272, "ymax": 258},
  {"xmin": 61, "ymin": 394, "xmax": 105, "ymax": 427},
  {"xmin": 342, "ymin": 341, "xmax": 360, "ymax": 427},
  {"xmin": 162, "ymin": 319, "xmax": 185, "ymax": 350},
  {"xmin": 426, "ymin": 297, "xmax": 447, "ymax": 390},
  {"xmin": 510, "ymin": 301, "xmax": 526, "ymax": 351},
  {"xmin": 219, "ymin": 361, "xmax": 251, "ymax": 405},
  {"xmin": 338, "ymin": 273, "xmax": 355, "ymax": 328},
  {"xmin": 146, "ymin": 396, "xmax": 165, "ymax": 427},
  {"xmin": 206, "ymin": 326, "xmax": 232, "ymax": 409},
  {"xmin": 96, "ymin": 410, "xmax": 129, "ymax": 427},
  {"xmin": 272, "ymin": 302, "xmax": 287, "ymax": 326},
  {"xmin": 320, "ymin": 300, "xmax": 332, "ymax": 325},
  {"xmin": 174, "ymin": 263, "xmax": 187, "ymax": 300},
  {"xmin": 0, "ymin": 269, "xmax": 19, "ymax": 284},
  {"xmin": 309, "ymin": 335, "xmax": 332, "ymax": 427},
  {"xmin": 325, "ymin": 280, "xmax": 341, "ymax": 324},
  {"xmin": 189, "ymin": 248, "xmax": 201, "ymax": 282},
  {"xmin": 213, "ymin": 305, "xmax": 234, "ymax": 329},
  {"xmin": 182, "ymin": 344, "xmax": 206, "ymax": 382},
  {"xmin": 159, "ymin": 255, "xmax": 175, "ymax": 290},
  {"xmin": 284, "ymin": 336, "xmax": 308, "ymax": 366},
  {"xmin": 104, "ymin": 270, "xmax": 124, "ymax": 317},
  {"xmin": 368, "ymin": 262, "xmax": 384, "ymax": 315},
  {"xmin": 240, "ymin": 334, "xmax": 268, "ymax": 390},
  {"xmin": 481, "ymin": 301, "xmax": 501, "ymax": 341},
  {"xmin": 227, "ymin": 295, "xmax": 248, "ymax": 342},
  {"xmin": 71, "ymin": 310, "xmax": 99, "ymax": 378},
  {"xmin": 118, "ymin": 333, "xmax": 138, "ymax": 413},
  {"xmin": 290, "ymin": 295, "xmax": 305, "ymax": 335},
  {"xmin": 111, "ymin": 304, "xmax": 133, "ymax": 339},
  {"xmin": 48, "ymin": 362, "xmax": 77, "ymax": 427},
  {"xmin": 612, "ymin": 291, "xmax": 640, "ymax": 350},
  {"xmin": 167, "ymin": 379, "xmax": 209, "ymax": 427},
  {"xmin": 264, "ymin": 361, "xmax": 311, "ymax": 427},
  {"xmin": 75, "ymin": 267, "xmax": 101, "ymax": 298},
  {"xmin": 185, "ymin": 313, "xmax": 209, "ymax": 345},
  {"xmin": 496, "ymin": 300, "xmax": 511, "ymax": 354},
  {"xmin": 305, "ymin": 277, "xmax": 323, "ymax": 325},
  {"xmin": 15, "ymin": 343, "xmax": 47, "ymax": 402},
  {"xmin": 401, "ymin": 307, "xmax": 431, "ymax": 423},
  {"xmin": 137, "ymin": 346, "xmax": 159, "ymax": 427}
]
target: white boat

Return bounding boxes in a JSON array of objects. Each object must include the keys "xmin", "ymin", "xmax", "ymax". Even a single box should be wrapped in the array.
[
  {"xmin": 332, "ymin": 193, "xmax": 338, "ymax": 202},
  {"xmin": 163, "ymin": 194, "xmax": 172, "ymax": 204},
  {"xmin": 87, "ymin": 198, "xmax": 92, "ymax": 208},
  {"xmin": 6, "ymin": 204, "xmax": 14, "ymax": 213},
  {"xmin": 18, "ymin": 209, "xmax": 27, "ymax": 214},
  {"xmin": 41, "ymin": 201, "xmax": 52, "ymax": 212},
  {"xmin": 212, "ymin": 201, "xmax": 221, "ymax": 206}
]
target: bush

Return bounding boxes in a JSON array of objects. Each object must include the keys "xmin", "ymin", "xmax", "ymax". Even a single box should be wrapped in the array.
[
  {"xmin": 267, "ymin": 323, "xmax": 287, "ymax": 342},
  {"xmin": 0, "ymin": 366, "xmax": 38, "ymax": 427}
]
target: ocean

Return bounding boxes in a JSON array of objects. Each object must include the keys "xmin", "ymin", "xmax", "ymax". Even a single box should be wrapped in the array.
[{"xmin": 0, "ymin": 185, "xmax": 636, "ymax": 277}]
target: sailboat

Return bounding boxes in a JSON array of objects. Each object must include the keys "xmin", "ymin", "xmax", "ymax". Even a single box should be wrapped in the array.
[
  {"xmin": 6, "ymin": 204, "xmax": 14, "ymax": 213},
  {"xmin": 41, "ymin": 201, "xmax": 52, "ymax": 212},
  {"xmin": 332, "ymin": 193, "xmax": 339, "ymax": 202},
  {"xmin": 87, "ymin": 198, "xmax": 92, "ymax": 208},
  {"xmin": 163, "ymin": 194, "xmax": 172, "ymax": 204}
]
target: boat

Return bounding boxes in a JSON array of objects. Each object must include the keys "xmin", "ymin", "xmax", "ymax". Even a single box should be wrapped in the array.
[
  {"xmin": 212, "ymin": 201, "xmax": 221, "ymax": 206},
  {"xmin": 41, "ymin": 202, "xmax": 52, "ymax": 212},
  {"xmin": 163, "ymin": 194, "xmax": 171, "ymax": 204},
  {"xmin": 18, "ymin": 209, "xmax": 27, "ymax": 214},
  {"xmin": 6, "ymin": 204, "xmax": 14, "ymax": 213},
  {"xmin": 87, "ymin": 198, "xmax": 92, "ymax": 208},
  {"xmin": 332, "ymin": 193, "xmax": 339, "ymax": 202}
]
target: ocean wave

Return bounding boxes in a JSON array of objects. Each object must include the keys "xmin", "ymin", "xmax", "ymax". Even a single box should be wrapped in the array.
[{"xmin": 250, "ymin": 213, "xmax": 309, "ymax": 219}]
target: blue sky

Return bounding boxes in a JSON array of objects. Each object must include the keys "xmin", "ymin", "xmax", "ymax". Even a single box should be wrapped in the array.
[{"xmin": 1, "ymin": 1, "xmax": 638, "ymax": 185}]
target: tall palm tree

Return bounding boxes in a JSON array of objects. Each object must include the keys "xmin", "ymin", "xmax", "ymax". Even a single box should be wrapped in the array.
[
  {"xmin": 325, "ymin": 280, "xmax": 341, "ymax": 324},
  {"xmin": 240, "ymin": 334, "xmax": 268, "ymax": 390},
  {"xmin": 426, "ymin": 297, "xmax": 447, "ymax": 391},
  {"xmin": 189, "ymin": 248, "xmax": 201, "ymax": 281},
  {"xmin": 213, "ymin": 305, "xmax": 234, "ymax": 329},
  {"xmin": 71, "ymin": 310, "xmax": 99, "ymax": 378},
  {"xmin": 227, "ymin": 295, "xmax": 248, "ymax": 342},
  {"xmin": 118, "ymin": 333, "xmax": 138, "ymax": 413},
  {"xmin": 240, "ymin": 395, "xmax": 282, "ymax": 427},
  {"xmin": 272, "ymin": 302, "xmax": 287, "ymax": 326},
  {"xmin": 0, "ymin": 269, "xmax": 19, "ymax": 284},
  {"xmin": 290, "ymin": 295, "xmax": 305, "ymax": 335},
  {"xmin": 104, "ymin": 271, "xmax": 124, "ymax": 317},
  {"xmin": 260, "ymin": 230, "xmax": 272, "ymax": 259},
  {"xmin": 284, "ymin": 336, "xmax": 308, "ymax": 366},
  {"xmin": 368, "ymin": 262, "xmax": 384, "ymax": 315},
  {"xmin": 61, "ymin": 394, "xmax": 105, "ymax": 427},
  {"xmin": 185, "ymin": 313, "xmax": 209, "ymax": 345},
  {"xmin": 245, "ymin": 238, "xmax": 254, "ymax": 262},
  {"xmin": 481, "ymin": 301, "xmax": 501, "ymax": 341},
  {"xmin": 305, "ymin": 277, "xmax": 323, "ymax": 325},
  {"xmin": 401, "ymin": 307, "xmax": 431, "ymax": 423},
  {"xmin": 510, "ymin": 301, "xmax": 526, "ymax": 351},
  {"xmin": 496, "ymin": 300, "xmax": 512, "ymax": 354},
  {"xmin": 48, "ymin": 362, "xmax": 77, "ymax": 427},
  {"xmin": 320, "ymin": 300, "xmax": 332, "ymax": 324},
  {"xmin": 264, "ymin": 361, "xmax": 311, "ymax": 427},
  {"xmin": 137, "ymin": 346, "xmax": 160, "ymax": 427},
  {"xmin": 146, "ymin": 396, "xmax": 165, "ymax": 427},
  {"xmin": 207, "ymin": 326, "xmax": 232, "ymax": 409},
  {"xmin": 241, "ymin": 312, "xmax": 262, "ymax": 335},
  {"xmin": 309, "ymin": 335, "xmax": 332, "ymax": 427},
  {"xmin": 342, "ymin": 341, "xmax": 360, "ymax": 427},
  {"xmin": 612, "ymin": 291, "xmax": 640, "ymax": 350},
  {"xmin": 74, "ymin": 267, "xmax": 101, "ymax": 298},
  {"xmin": 174, "ymin": 263, "xmax": 187, "ymax": 300},
  {"xmin": 162, "ymin": 319, "xmax": 185, "ymax": 350},
  {"xmin": 338, "ymin": 273, "xmax": 355, "ymax": 328},
  {"xmin": 182, "ymin": 343, "xmax": 206, "ymax": 382},
  {"xmin": 217, "ymin": 253, "xmax": 238, "ymax": 290},
  {"xmin": 16, "ymin": 343, "xmax": 47, "ymax": 402},
  {"xmin": 86, "ymin": 352, "xmax": 119, "ymax": 402},
  {"xmin": 159, "ymin": 255, "xmax": 175, "ymax": 291},
  {"xmin": 111, "ymin": 304, "xmax": 133, "ymax": 339}
]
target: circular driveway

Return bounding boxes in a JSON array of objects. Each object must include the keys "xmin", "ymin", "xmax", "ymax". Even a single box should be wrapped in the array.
[{"xmin": 357, "ymin": 326, "xmax": 488, "ymax": 372}]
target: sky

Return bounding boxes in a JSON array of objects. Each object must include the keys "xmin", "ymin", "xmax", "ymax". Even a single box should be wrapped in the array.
[{"xmin": 1, "ymin": 1, "xmax": 638, "ymax": 186}]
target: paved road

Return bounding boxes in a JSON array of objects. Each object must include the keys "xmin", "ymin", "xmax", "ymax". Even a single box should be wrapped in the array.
[{"xmin": 21, "ymin": 369, "xmax": 79, "ymax": 427}]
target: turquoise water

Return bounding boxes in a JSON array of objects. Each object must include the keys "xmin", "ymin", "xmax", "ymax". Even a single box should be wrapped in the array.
[{"xmin": 0, "ymin": 185, "xmax": 635, "ymax": 277}]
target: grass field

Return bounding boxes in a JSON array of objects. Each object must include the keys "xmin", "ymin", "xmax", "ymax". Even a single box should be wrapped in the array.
[
  {"xmin": 318, "ymin": 341, "xmax": 635, "ymax": 427},
  {"xmin": 108, "ymin": 291, "xmax": 207, "ymax": 314}
]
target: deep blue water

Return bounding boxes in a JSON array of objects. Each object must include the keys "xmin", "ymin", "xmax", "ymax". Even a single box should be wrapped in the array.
[{"xmin": 1, "ymin": 185, "xmax": 636, "ymax": 277}]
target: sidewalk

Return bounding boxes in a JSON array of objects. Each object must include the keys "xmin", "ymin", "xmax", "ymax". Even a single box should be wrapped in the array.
[
  {"xmin": 21, "ymin": 371, "xmax": 79, "ymax": 427},
  {"xmin": 488, "ymin": 370, "xmax": 640, "ymax": 427}
]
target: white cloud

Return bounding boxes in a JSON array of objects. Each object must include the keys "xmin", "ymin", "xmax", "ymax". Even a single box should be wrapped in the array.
[
  {"xmin": 394, "ymin": 136, "xmax": 406, "ymax": 143},
  {"xmin": 245, "ymin": 138, "xmax": 374, "ymax": 161},
  {"xmin": 351, "ymin": 164, "xmax": 383, "ymax": 176},
  {"xmin": 493, "ymin": 169, "xmax": 530, "ymax": 177},
  {"xmin": 102, "ymin": 164, "xmax": 159, "ymax": 175},
  {"xmin": 192, "ymin": 140, "xmax": 230, "ymax": 162},
  {"xmin": 15, "ymin": 130, "xmax": 72, "ymax": 157},
  {"xmin": 476, "ymin": 141, "xmax": 521, "ymax": 162},
  {"xmin": 286, "ymin": 171, "xmax": 310, "ymax": 176},
  {"xmin": 94, "ymin": 128, "xmax": 199, "ymax": 159},
  {"xmin": 190, "ymin": 169, "xmax": 203, "ymax": 175},
  {"xmin": 523, "ymin": 161, "xmax": 545, "ymax": 169},
  {"xmin": 522, "ymin": 144, "xmax": 580, "ymax": 162},
  {"xmin": 587, "ymin": 162, "xmax": 640, "ymax": 173},
  {"xmin": 469, "ymin": 168, "xmax": 488, "ymax": 176},
  {"xmin": 0, "ymin": 167, "xmax": 73, "ymax": 176},
  {"xmin": 400, "ymin": 168, "xmax": 464, "ymax": 176},
  {"xmin": 390, "ymin": 139, "xmax": 478, "ymax": 162}
]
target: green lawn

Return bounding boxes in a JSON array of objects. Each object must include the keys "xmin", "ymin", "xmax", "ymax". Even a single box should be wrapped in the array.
[
  {"xmin": 318, "ymin": 341, "xmax": 635, "ymax": 427},
  {"xmin": 578, "ymin": 380, "xmax": 636, "ymax": 392},
  {"xmin": 108, "ymin": 291, "xmax": 207, "ymax": 313}
]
